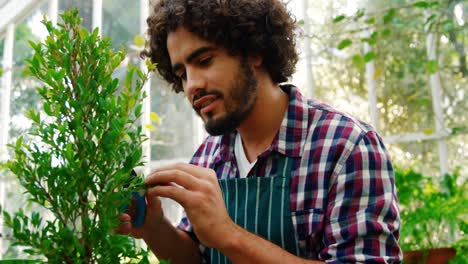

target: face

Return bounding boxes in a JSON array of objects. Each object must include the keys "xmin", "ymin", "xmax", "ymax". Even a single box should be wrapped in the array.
[{"xmin": 167, "ymin": 27, "xmax": 258, "ymax": 135}]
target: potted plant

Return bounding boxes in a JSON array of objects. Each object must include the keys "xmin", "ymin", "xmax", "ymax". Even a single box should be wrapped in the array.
[
  {"xmin": 395, "ymin": 167, "xmax": 467, "ymax": 264},
  {"xmin": 0, "ymin": 9, "xmax": 156, "ymax": 263}
]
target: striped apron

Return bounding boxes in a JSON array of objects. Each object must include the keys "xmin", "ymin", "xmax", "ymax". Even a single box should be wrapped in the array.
[{"xmin": 208, "ymin": 156, "xmax": 302, "ymax": 263}]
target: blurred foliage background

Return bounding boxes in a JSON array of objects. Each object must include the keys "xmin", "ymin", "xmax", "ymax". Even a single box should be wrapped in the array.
[{"xmin": 0, "ymin": 0, "xmax": 466, "ymax": 260}]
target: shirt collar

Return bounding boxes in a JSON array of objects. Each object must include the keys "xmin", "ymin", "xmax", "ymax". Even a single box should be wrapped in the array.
[
  {"xmin": 215, "ymin": 84, "xmax": 310, "ymax": 163},
  {"xmin": 272, "ymin": 84, "xmax": 310, "ymax": 158}
]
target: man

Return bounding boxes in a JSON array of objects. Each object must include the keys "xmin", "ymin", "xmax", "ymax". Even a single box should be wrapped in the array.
[{"xmin": 118, "ymin": 0, "xmax": 402, "ymax": 263}]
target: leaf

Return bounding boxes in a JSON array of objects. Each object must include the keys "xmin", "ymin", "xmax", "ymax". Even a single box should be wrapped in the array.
[
  {"xmin": 297, "ymin": 19, "xmax": 305, "ymax": 25},
  {"xmin": 364, "ymin": 18, "xmax": 376, "ymax": 24},
  {"xmin": 362, "ymin": 32, "xmax": 378, "ymax": 45},
  {"xmin": 351, "ymin": 55, "xmax": 365, "ymax": 70},
  {"xmin": 450, "ymin": 126, "xmax": 466, "ymax": 136},
  {"xmin": 77, "ymin": 126, "xmax": 85, "ymax": 140},
  {"xmin": 413, "ymin": 1, "xmax": 430, "ymax": 8},
  {"xmin": 79, "ymin": 27, "xmax": 89, "ymax": 39},
  {"xmin": 150, "ymin": 112, "xmax": 160, "ymax": 124},
  {"xmin": 424, "ymin": 14, "xmax": 437, "ymax": 27},
  {"xmin": 426, "ymin": 60, "xmax": 439, "ymax": 74},
  {"xmin": 146, "ymin": 59, "xmax": 157, "ymax": 71},
  {"xmin": 16, "ymin": 136, "xmax": 24, "ymax": 150},
  {"xmin": 135, "ymin": 104, "xmax": 142, "ymax": 117},
  {"xmin": 134, "ymin": 35, "xmax": 145, "ymax": 47},
  {"xmin": 145, "ymin": 124, "xmax": 156, "ymax": 131},
  {"xmin": 383, "ymin": 8, "xmax": 396, "ymax": 24},
  {"xmin": 337, "ymin": 39, "xmax": 352, "ymax": 50},
  {"xmin": 125, "ymin": 66, "xmax": 136, "ymax": 89},
  {"xmin": 423, "ymin": 128, "xmax": 434, "ymax": 135},
  {"xmin": 441, "ymin": 20, "xmax": 455, "ymax": 32},
  {"xmin": 43, "ymin": 102, "xmax": 53, "ymax": 116},
  {"xmin": 355, "ymin": 9, "xmax": 365, "ymax": 19},
  {"xmin": 373, "ymin": 68, "xmax": 383, "ymax": 80},
  {"xmin": 25, "ymin": 109, "xmax": 40, "ymax": 123},
  {"xmin": 381, "ymin": 28, "xmax": 392, "ymax": 37},
  {"xmin": 364, "ymin": 51, "xmax": 376, "ymax": 62},
  {"xmin": 333, "ymin": 15, "xmax": 346, "ymax": 23}
]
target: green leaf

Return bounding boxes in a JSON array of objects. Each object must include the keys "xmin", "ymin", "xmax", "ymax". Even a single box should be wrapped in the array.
[
  {"xmin": 146, "ymin": 59, "xmax": 157, "ymax": 71},
  {"xmin": 423, "ymin": 128, "xmax": 434, "ymax": 135},
  {"xmin": 441, "ymin": 20, "xmax": 455, "ymax": 32},
  {"xmin": 15, "ymin": 136, "xmax": 24, "ymax": 150},
  {"xmin": 297, "ymin": 19, "xmax": 305, "ymax": 25},
  {"xmin": 355, "ymin": 9, "xmax": 365, "ymax": 19},
  {"xmin": 426, "ymin": 60, "xmax": 439, "ymax": 74},
  {"xmin": 43, "ymin": 102, "xmax": 53, "ymax": 116},
  {"xmin": 25, "ymin": 109, "xmax": 40, "ymax": 123},
  {"xmin": 77, "ymin": 126, "xmax": 85, "ymax": 141},
  {"xmin": 337, "ymin": 39, "xmax": 352, "ymax": 50},
  {"xmin": 413, "ymin": 1, "xmax": 430, "ymax": 8},
  {"xmin": 383, "ymin": 9, "xmax": 396, "ymax": 24},
  {"xmin": 362, "ymin": 32, "xmax": 378, "ymax": 45},
  {"xmin": 364, "ymin": 51, "xmax": 376, "ymax": 62},
  {"xmin": 333, "ymin": 15, "xmax": 346, "ymax": 23},
  {"xmin": 351, "ymin": 55, "xmax": 365, "ymax": 70},
  {"xmin": 135, "ymin": 104, "xmax": 142, "ymax": 117},
  {"xmin": 125, "ymin": 66, "xmax": 136, "ymax": 89},
  {"xmin": 450, "ymin": 126, "xmax": 466, "ymax": 136},
  {"xmin": 382, "ymin": 27, "xmax": 394, "ymax": 37},
  {"xmin": 364, "ymin": 18, "xmax": 376, "ymax": 24}
]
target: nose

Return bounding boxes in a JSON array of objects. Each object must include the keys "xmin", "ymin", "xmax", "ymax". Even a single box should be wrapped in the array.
[{"xmin": 184, "ymin": 68, "xmax": 206, "ymax": 102}]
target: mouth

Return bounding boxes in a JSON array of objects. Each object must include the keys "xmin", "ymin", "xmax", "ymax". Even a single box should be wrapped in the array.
[
  {"xmin": 193, "ymin": 94, "xmax": 221, "ymax": 115},
  {"xmin": 192, "ymin": 91, "xmax": 222, "ymax": 115}
]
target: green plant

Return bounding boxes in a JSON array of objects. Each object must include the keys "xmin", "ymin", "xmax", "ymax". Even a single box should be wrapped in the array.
[
  {"xmin": 395, "ymin": 167, "xmax": 467, "ymax": 263},
  {"xmin": 0, "ymin": 9, "xmax": 156, "ymax": 263}
]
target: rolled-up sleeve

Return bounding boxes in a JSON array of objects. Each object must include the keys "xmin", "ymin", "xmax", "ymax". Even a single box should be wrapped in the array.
[{"xmin": 322, "ymin": 131, "xmax": 402, "ymax": 263}]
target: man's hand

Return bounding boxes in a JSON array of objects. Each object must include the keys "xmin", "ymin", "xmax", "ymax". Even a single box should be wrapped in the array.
[
  {"xmin": 145, "ymin": 163, "xmax": 235, "ymax": 249},
  {"xmin": 115, "ymin": 191, "xmax": 164, "ymax": 240}
]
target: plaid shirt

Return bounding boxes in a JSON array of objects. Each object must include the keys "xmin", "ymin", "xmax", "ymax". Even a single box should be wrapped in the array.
[{"xmin": 179, "ymin": 85, "xmax": 402, "ymax": 263}]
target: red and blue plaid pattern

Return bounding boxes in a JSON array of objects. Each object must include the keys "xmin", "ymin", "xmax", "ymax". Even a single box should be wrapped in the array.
[{"xmin": 179, "ymin": 85, "xmax": 402, "ymax": 263}]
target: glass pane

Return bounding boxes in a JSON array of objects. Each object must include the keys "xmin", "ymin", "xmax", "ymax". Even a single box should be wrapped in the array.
[
  {"xmin": 448, "ymin": 134, "xmax": 468, "ymax": 178},
  {"xmin": 387, "ymin": 141, "xmax": 440, "ymax": 177},
  {"xmin": 0, "ymin": 38, "xmax": 4, "ymax": 65},
  {"xmin": 102, "ymin": 0, "xmax": 140, "ymax": 50},
  {"xmin": 1, "ymin": 2, "xmax": 49, "ymax": 259},
  {"xmin": 150, "ymin": 75, "xmax": 196, "ymax": 161},
  {"xmin": 59, "ymin": 0, "xmax": 93, "ymax": 31},
  {"xmin": 10, "ymin": 2, "xmax": 48, "ymax": 143}
]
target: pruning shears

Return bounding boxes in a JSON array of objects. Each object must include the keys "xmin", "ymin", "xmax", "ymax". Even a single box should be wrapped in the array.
[{"xmin": 123, "ymin": 170, "xmax": 147, "ymax": 227}]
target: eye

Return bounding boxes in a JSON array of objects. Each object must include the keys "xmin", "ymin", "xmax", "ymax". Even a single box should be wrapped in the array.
[
  {"xmin": 177, "ymin": 70, "xmax": 187, "ymax": 81},
  {"xmin": 198, "ymin": 56, "xmax": 212, "ymax": 66}
]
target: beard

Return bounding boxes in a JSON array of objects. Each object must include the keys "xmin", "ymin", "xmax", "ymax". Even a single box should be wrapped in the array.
[{"xmin": 195, "ymin": 58, "xmax": 258, "ymax": 136}]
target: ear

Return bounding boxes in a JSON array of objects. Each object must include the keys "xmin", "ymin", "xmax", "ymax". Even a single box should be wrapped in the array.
[{"xmin": 248, "ymin": 54, "xmax": 263, "ymax": 68}]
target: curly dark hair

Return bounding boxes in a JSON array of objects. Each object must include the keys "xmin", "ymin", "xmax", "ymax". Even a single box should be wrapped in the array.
[{"xmin": 141, "ymin": 0, "xmax": 299, "ymax": 93}]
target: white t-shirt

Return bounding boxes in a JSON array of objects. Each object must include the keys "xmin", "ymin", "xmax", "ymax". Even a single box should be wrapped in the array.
[{"xmin": 234, "ymin": 133, "xmax": 257, "ymax": 178}]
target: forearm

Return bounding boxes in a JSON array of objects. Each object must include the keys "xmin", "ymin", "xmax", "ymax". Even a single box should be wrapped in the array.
[
  {"xmin": 219, "ymin": 224, "xmax": 324, "ymax": 264},
  {"xmin": 143, "ymin": 217, "xmax": 201, "ymax": 264}
]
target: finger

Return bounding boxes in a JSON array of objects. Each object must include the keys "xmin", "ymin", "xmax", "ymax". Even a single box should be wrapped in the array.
[
  {"xmin": 119, "ymin": 213, "xmax": 131, "ymax": 223},
  {"xmin": 145, "ymin": 193, "xmax": 162, "ymax": 210},
  {"xmin": 115, "ymin": 213, "xmax": 133, "ymax": 235},
  {"xmin": 149, "ymin": 162, "xmax": 209, "ymax": 180},
  {"xmin": 146, "ymin": 185, "xmax": 192, "ymax": 207},
  {"xmin": 146, "ymin": 169, "xmax": 201, "ymax": 190}
]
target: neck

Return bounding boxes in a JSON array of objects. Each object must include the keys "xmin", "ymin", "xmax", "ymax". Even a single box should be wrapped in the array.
[{"xmin": 237, "ymin": 76, "xmax": 288, "ymax": 162}]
